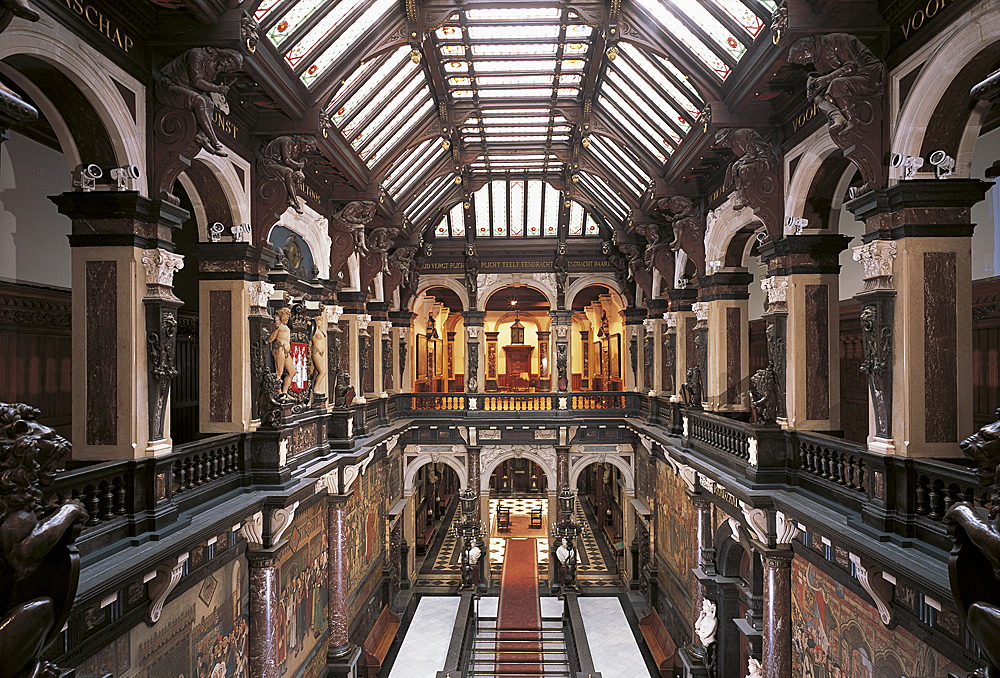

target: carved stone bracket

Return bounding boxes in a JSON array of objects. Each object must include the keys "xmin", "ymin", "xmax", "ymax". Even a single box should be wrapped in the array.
[
  {"xmin": 714, "ymin": 128, "xmax": 783, "ymax": 241},
  {"xmin": 240, "ymin": 511, "xmax": 264, "ymax": 545},
  {"xmin": 148, "ymin": 553, "xmax": 188, "ymax": 624},
  {"xmin": 271, "ymin": 501, "xmax": 299, "ymax": 543},
  {"xmin": 329, "ymin": 201, "xmax": 377, "ymax": 278},
  {"xmin": 253, "ymin": 135, "xmax": 318, "ymax": 241},
  {"xmin": 849, "ymin": 553, "xmax": 893, "ymax": 625}
]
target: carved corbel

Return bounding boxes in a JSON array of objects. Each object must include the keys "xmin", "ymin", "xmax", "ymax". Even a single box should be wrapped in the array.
[
  {"xmin": 147, "ymin": 553, "xmax": 189, "ymax": 624},
  {"xmin": 653, "ymin": 195, "xmax": 705, "ymax": 276},
  {"xmin": 741, "ymin": 503, "xmax": 769, "ymax": 543},
  {"xmin": 714, "ymin": 128, "xmax": 783, "ymax": 241},
  {"xmin": 271, "ymin": 501, "xmax": 299, "ymax": 543},
  {"xmin": 253, "ymin": 135, "xmax": 319, "ymax": 241},
  {"xmin": 240, "ymin": 511, "xmax": 264, "ymax": 545},
  {"xmin": 315, "ymin": 470, "xmax": 338, "ymax": 495},
  {"xmin": 360, "ymin": 225, "xmax": 401, "ymax": 292},
  {"xmin": 849, "ymin": 553, "xmax": 893, "ymax": 625},
  {"xmin": 329, "ymin": 200, "xmax": 377, "ymax": 278},
  {"xmin": 788, "ymin": 34, "xmax": 886, "ymax": 195}
]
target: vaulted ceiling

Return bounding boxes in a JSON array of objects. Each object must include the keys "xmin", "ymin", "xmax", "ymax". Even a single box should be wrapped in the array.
[{"xmin": 250, "ymin": 0, "xmax": 777, "ymax": 239}]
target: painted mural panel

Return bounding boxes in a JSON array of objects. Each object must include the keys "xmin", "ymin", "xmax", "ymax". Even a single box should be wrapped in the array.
[
  {"xmin": 77, "ymin": 557, "xmax": 247, "ymax": 678},
  {"xmin": 791, "ymin": 559, "xmax": 959, "ymax": 678},
  {"xmin": 652, "ymin": 459, "xmax": 694, "ymax": 620},
  {"xmin": 276, "ymin": 499, "xmax": 328, "ymax": 678},
  {"xmin": 346, "ymin": 458, "xmax": 387, "ymax": 596}
]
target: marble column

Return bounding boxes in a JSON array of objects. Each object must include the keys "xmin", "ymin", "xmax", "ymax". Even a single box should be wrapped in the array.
[
  {"xmin": 668, "ymin": 288, "xmax": 698, "ymax": 399},
  {"xmin": 760, "ymin": 548, "xmax": 794, "ymax": 678},
  {"xmin": 847, "ymin": 180, "xmax": 990, "ymax": 456},
  {"xmin": 327, "ymin": 493, "xmax": 363, "ymax": 676},
  {"xmin": 357, "ymin": 313, "xmax": 373, "ymax": 399},
  {"xmin": 337, "ymin": 291, "xmax": 365, "ymax": 402},
  {"xmin": 247, "ymin": 546, "xmax": 283, "ymax": 678},
  {"xmin": 556, "ymin": 445, "xmax": 570, "ymax": 490},
  {"xmin": 52, "ymin": 192, "xmax": 186, "ymax": 460},
  {"xmin": 760, "ymin": 277, "xmax": 789, "ymax": 424},
  {"xmin": 485, "ymin": 331, "xmax": 499, "ymax": 391},
  {"xmin": 642, "ymin": 318, "xmax": 656, "ymax": 395},
  {"xmin": 689, "ymin": 492, "xmax": 714, "ymax": 654},
  {"xmin": 700, "ymin": 271, "xmax": 752, "ymax": 412},
  {"xmin": 761, "ymin": 235, "xmax": 850, "ymax": 432},
  {"xmin": 389, "ymin": 310, "xmax": 414, "ymax": 394}
]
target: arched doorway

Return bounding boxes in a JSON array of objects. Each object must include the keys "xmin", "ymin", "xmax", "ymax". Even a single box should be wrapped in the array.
[
  {"xmin": 411, "ymin": 285, "xmax": 464, "ymax": 393},
  {"xmin": 413, "ymin": 461, "xmax": 460, "ymax": 557},
  {"xmin": 488, "ymin": 458, "xmax": 548, "ymax": 494},
  {"xmin": 484, "ymin": 286, "xmax": 551, "ymax": 392}
]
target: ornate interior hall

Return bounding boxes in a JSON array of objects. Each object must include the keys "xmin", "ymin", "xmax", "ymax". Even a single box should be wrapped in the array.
[{"xmin": 2, "ymin": 0, "xmax": 1000, "ymax": 676}]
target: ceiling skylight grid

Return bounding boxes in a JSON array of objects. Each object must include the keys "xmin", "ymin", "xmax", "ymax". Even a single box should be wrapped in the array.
[
  {"xmin": 383, "ymin": 139, "xmax": 435, "ymax": 197},
  {"xmin": 394, "ymin": 144, "xmax": 449, "ymax": 201},
  {"xmin": 449, "ymin": 178, "xmax": 589, "ymax": 238},
  {"xmin": 578, "ymin": 172, "xmax": 627, "ymax": 221}
]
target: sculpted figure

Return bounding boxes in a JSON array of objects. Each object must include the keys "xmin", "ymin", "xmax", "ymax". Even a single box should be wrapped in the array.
[
  {"xmin": 788, "ymin": 34, "xmax": 884, "ymax": 136},
  {"xmin": 257, "ymin": 135, "xmax": 318, "ymax": 214},
  {"xmin": 944, "ymin": 411, "xmax": 1000, "ymax": 676},
  {"xmin": 607, "ymin": 252, "xmax": 635, "ymax": 306},
  {"xmin": 331, "ymin": 201, "xmax": 376, "ymax": 254},
  {"xmin": 714, "ymin": 128, "xmax": 779, "ymax": 212},
  {"xmin": 0, "ymin": 403, "xmax": 88, "ymax": 678},
  {"xmin": 681, "ymin": 366, "xmax": 703, "ymax": 407},
  {"xmin": 553, "ymin": 248, "xmax": 568, "ymax": 298},
  {"xmin": 311, "ymin": 320, "xmax": 327, "ymax": 396},
  {"xmin": 555, "ymin": 537, "xmax": 577, "ymax": 590},
  {"xmin": 655, "ymin": 195, "xmax": 705, "ymax": 275},
  {"xmin": 460, "ymin": 537, "xmax": 482, "ymax": 589},
  {"xmin": 747, "ymin": 657, "xmax": 763, "ymax": 678},
  {"xmin": 334, "ymin": 370, "xmax": 355, "ymax": 408},
  {"xmin": 155, "ymin": 48, "xmax": 243, "ymax": 157},
  {"xmin": 749, "ymin": 362, "xmax": 779, "ymax": 425},
  {"xmin": 388, "ymin": 246, "xmax": 417, "ymax": 285},
  {"xmin": 695, "ymin": 599, "xmax": 718, "ymax": 647},
  {"xmin": 464, "ymin": 248, "xmax": 479, "ymax": 307},
  {"xmin": 369, "ymin": 226, "xmax": 400, "ymax": 274},
  {"xmin": 269, "ymin": 307, "xmax": 295, "ymax": 396}
]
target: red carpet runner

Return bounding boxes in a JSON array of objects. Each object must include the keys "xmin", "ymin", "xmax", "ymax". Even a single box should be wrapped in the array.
[{"xmin": 496, "ymin": 538, "xmax": 542, "ymax": 676}]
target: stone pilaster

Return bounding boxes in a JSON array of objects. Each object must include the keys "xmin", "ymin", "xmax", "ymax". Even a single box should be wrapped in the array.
[
  {"xmin": 669, "ymin": 288, "xmax": 698, "ymax": 400},
  {"xmin": 463, "ymin": 310, "xmax": 486, "ymax": 393},
  {"xmin": 357, "ymin": 313, "xmax": 372, "ymax": 401},
  {"xmin": 846, "ymin": 180, "xmax": 990, "ymax": 456},
  {"xmin": 691, "ymin": 301, "xmax": 710, "ymax": 405},
  {"xmin": 622, "ymin": 308, "xmax": 646, "ymax": 392},
  {"xmin": 389, "ymin": 310, "xmax": 414, "ymax": 394},
  {"xmin": 663, "ymin": 313, "xmax": 677, "ymax": 395},
  {"xmin": 643, "ymin": 318, "xmax": 656, "ymax": 395},
  {"xmin": 760, "ymin": 276, "xmax": 788, "ymax": 423},
  {"xmin": 141, "ymin": 249, "xmax": 184, "ymax": 452},
  {"xmin": 760, "ymin": 549, "xmax": 794, "ymax": 678},
  {"xmin": 550, "ymin": 310, "xmax": 574, "ymax": 392},
  {"xmin": 53, "ymin": 191, "xmax": 186, "ymax": 460}
]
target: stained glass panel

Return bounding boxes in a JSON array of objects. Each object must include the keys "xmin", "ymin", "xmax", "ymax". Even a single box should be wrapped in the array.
[
  {"xmin": 435, "ymin": 215, "xmax": 448, "ymax": 237},
  {"xmin": 267, "ymin": 0, "xmax": 325, "ymax": 48},
  {"xmin": 491, "ymin": 180, "xmax": 507, "ymax": 236},
  {"xmin": 526, "ymin": 180, "xmax": 542, "ymax": 236},
  {"xmin": 543, "ymin": 183, "xmax": 560, "ymax": 236},
  {"xmin": 475, "ymin": 189, "xmax": 490, "ymax": 236},
  {"xmin": 450, "ymin": 202, "xmax": 466, "ymax": 237},
  {"xmin": 285, "ymin": 0, "xmax": 368, "ymax": 68},
  {"xmin": 299, "ymin": 0, "xmax": 397, "ymax": 85},
  {"xmin": 585, "ymin": 212, "xmax": 599, "ymax": 235},
  {"xmin": 510, "ymin": 180, "xmax": 524, "ymax": 236},
  {"xmin": 568, "ymin": 201, "xmax": 584, "ymax": 236}
]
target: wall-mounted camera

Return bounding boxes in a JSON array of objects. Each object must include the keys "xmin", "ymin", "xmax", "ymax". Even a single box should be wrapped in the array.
[
  {"xmin": 785, "ymin": 216, "xmax": 808, "ymax": 235},
  {"xmin": 890, "ymin": 153, "xmax": 924, "ymax": 179},
  {"xmin": 209, "ymin": 223, "xmax": 225, "ymax": 242},
  {"xmin": 73, "ymin": 164, "xmax": 102, "ymax": 192},
  {"xmin": 231, "ymin": 224, "xmax": 251, "ymax": 242},
  {"xmin": 928, "ymin": 150, "xmax": 955, "ymax": 179},
  {"xmin": 109, "ymin": 165, "xmax": 141, "ymax": 191}
]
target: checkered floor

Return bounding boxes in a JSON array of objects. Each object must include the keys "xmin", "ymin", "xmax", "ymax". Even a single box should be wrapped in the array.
[{"xmin": 414, "ymin": 495, "xmax": 619, "ymax": 591}]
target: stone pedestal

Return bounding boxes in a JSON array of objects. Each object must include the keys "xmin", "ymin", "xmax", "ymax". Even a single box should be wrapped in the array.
[
  {"xmin": 247, "ymin": 544, "xmax": 285, "ymax": 678},
  {"xmin": 53, "ymin": 191, "xmax": 186, "ymax": 460},
  {"xmin": 846, "ymin": 180, "xmax": 990, "ymax": 456}
]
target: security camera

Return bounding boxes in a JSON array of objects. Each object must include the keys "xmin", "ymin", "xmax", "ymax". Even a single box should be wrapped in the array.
[
  {"xmin": 890, "ymin": 153, "xmax": 924, "ymax": 179},
  {"xmin": 109, "ymin": 165, "xmax": 141, "ymax": 190},
  {"xmin": 928, "ymin": 150, "xmax": 955, "ymax": 179},
  {"xmin": 785, "ymin": 216, "xmax": 808, "ymax": 235},
  {"xmin": 676, "ymin": 278, "xmax": 689, "ymax": 289},
  {"xmin": 208, "ymin": 222, "xmax": 225, "ymax": 242},
  {"xmin": 230, "ymin": 224, "xmax": 251, "ymax": 242},
  {"xmin": 73, "ymin": 164, "xmax": 102, "ymax": 191}
]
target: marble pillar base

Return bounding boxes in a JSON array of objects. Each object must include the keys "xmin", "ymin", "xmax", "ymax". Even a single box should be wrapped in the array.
[
  {"xmin": 326, "ymin": 643, "xmax": 362, "ymax": 678},
  {"xmin": 678, "ymin": 645, "xmax": 711, "ymax": 678}
]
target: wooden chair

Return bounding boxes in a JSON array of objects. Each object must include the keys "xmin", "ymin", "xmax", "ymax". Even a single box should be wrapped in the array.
[
  {"xmin": 497, "ymin": 507, "xmax": 511, "ymax": 533},
  {"xmin": 363, "ymin": 606, "xmax": 401, "ymax": 678},
  {"xmin": 529, "ymin": 507, "xmax": 543, "ymax": 529}
]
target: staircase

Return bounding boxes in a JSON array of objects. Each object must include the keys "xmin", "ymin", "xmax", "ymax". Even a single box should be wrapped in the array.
[{"xmin": 468, "ymin": 612, "xmax": 571, "ymax": 677}]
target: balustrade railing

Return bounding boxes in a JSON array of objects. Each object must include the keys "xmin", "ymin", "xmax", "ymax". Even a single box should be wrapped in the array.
[
  {"xmin": 572, "ymin": 393, "xmax": 625, "ymax": 409},
  {"xmin": 911, "ymin": 458, "xmax": 986, "ymax": 521},
  {"xmin": 411, "ymin": 394, "xmax": 466, "ymax": 410},
  {"xmin": 686, "ymin": 410, "xmax": 751, "ymax": 462},
  {"xmin": 481, "ymin": 394, "xmax": 552, "ymax": 411},
  {"xmin": 45, "ymin": 462, "xmax": 129, "ymax": 530},
  {"xmin": 172, "ymin": 435, "xmax": 241, "ymax": 496},
  {"xmin": 796, "ymin": 431, "xmax": 867, "ymax": 494}
]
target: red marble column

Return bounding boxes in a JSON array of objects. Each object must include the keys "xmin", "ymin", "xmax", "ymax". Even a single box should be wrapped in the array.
[
  {"xmin": 761, "ymin": 549, "xmax": 794, "ymax": 678},
  {"xmin": 247, "ymin": 547, "xmax": 282, "ymax": 678},
  {"xmin": 326, "ymin": 493, "xmax": 361, "ymax": 678}
]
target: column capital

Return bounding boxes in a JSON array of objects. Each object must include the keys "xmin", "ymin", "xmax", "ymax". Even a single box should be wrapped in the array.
[
  {"xmin": 466, "ymin": 324, "xmax": 481, "ymax": 340},
  {"xmin": 761, "ymin": 275, "xmax": 789, "ymax": 314},
  {"xmin": 759, "ymin": 548, "xmax": 794, "ymax": 569},
  {"xmin": 663, "ymin": 312, "xmax": 678, "ymax": 329},
  {"xmin": 691, "ymin": 301, "xmax": 709, "ymax": 323},
  {"xmin": 760, "ymin": 234, "xmax": 852, "ymax": 275},
  {"xmin": 462, "ymin": 309, "xmax": 487, "ymax": 325},
  {"xmin": 141, "ymin": 249, "xmax": 184, "ymax": 301},
  {"xmin": 246, "ymin": 542, "xmax": 288, "ymax": 568},
  {"xmin": 853, "ymin": 240, "xmax": 897, "ymax": 291}
]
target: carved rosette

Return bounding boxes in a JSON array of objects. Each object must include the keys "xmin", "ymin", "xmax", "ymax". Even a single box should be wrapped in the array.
[
  {"xmin": 142, "ymin": 249, "xmax": 184, "ymax": 443},
  {"xmin": 853, "ymin": 240, "xmax": 896, "ymax": 291}
]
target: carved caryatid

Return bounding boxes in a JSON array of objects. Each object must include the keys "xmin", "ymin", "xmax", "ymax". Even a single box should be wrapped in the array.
[
  {"xmin": 788, "ymin": 34, "xmax": 886, "ymax": 195},
  {"xmin": 153, "ymin": 48, "xmax": 243, "ymax": 203},
  {"xmin": 257, "ymin": 135, "xmax": 318, "ymax": 215},
  {"xmin": 714, "ymin": 128, "xmax": 782, "ymax": 242},
  {"xmin": 618, "ymin": 242, "xmax": 653, "ymax": 299},
  {"xmin": 0, "ymin": 402, "xmax": 88, "ymax": 678},
  {"xmin": 384, "ymin": 244, "xmax": 417, "ymax": 299},
  {"xmin": 607, "ymin": 251, "xmax": 635, "ymax": 306},
  {"xmin": 944, "ymin": 411, "xmax": 1000, "ymax": 677},
  {"xmin": 329, "ymin": 200, "xmax": 377, "ymax": 277},
  {"xmin": 553, "ymin": 244, "xmax": 568, "ymax": 307},
  {"xmin": 464, "ymin": 245, "xmax": 480, "ymax": 308}
]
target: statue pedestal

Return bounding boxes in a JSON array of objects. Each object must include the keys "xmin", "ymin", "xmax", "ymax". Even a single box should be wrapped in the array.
[{"xmin": 679, "ymin": 646, "xmax": 710, "ymax": 678}]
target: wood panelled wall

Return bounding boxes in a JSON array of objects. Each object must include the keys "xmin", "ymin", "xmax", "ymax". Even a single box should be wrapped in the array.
[
  {"xmin": 972, "ymin": 279, "xmax": 1000, "ymax": 431},
  {"xmin": 0, "ymin": 281, "xmax": 72, "ymax": 439}
]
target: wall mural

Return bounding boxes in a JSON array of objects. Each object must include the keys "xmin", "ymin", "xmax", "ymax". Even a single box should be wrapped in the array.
[
  {"xmin": 791, "ymin": 560, "xmax": 958, "ymax": 678},
  {"xmin": 77, "ymin": 557, "xmax": 247, "ymax": 678},
  {"xmin": 346, "ymin": 457, "xmax": 387, "ymax": 595},
  {"xmin": 652, "ymin": 458, "xmax": 695, "ymax": 621},
  {"xmin": 276, "ymin": 499, "xmax": 328, "ymax": 677}
]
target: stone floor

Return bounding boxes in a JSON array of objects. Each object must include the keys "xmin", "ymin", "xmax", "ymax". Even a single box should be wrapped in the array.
[
  {"xmin": 578, "ymin": 596, "xmax": 655, "ymax": 678},
  {"xmin": 386, "ymin": 596, "xmax": 461, "ymax": 678}
]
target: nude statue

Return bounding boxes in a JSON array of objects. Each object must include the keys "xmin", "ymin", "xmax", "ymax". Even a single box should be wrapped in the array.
[
  {"xmin": 257, "ymin": 135, "xmax": 318, "ymax": 214},
  {"xmin": 311, "ymin": 320, "xmax": 327, "ymax": 396},
  {"xmin": 155, "ymin": 48, "xmax": 243, "ymax": 157},
  {"xmin": 695, "ymin": 598, "xmax": 718, "ymax": 647},
  {"xmin": 788, "ymin": 34, "xmax": 885, "ymax": 136},
  {"xmin": 269, "ymin": 307, "xmax": 295, "ymax": 396}
]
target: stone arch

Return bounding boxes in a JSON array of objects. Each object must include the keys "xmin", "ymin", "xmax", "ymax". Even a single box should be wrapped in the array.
[
  {"xmin": 567, "ymin": 449, "xmax": 635, "ymax": 497},
  {"xmin": 413, "ymin": 275, "xmax": 470, "ymax": 312},
  {"xmin": 478, "ymin": 276, "xmax": 556, "ymax": 312},
  {"xmin": 784, "ymin": 128, "xmax": 842, "ymax": 225},
  {"xmin": 565, "ymin": 274, "xmax": 623, "ymax": 309},
  {"xmin": 893, "ymin": 0, "xmax": 1000, "ymax": 173},
  {"xmin": 192, "ymin": 153, "xmax": 251, "ymax": 231},
  {"xmin": 479, "ymin": 445, "xmax": 557, "ymax": 494},
  {"xmin": 268, "ymin": 204, "xmax": 331, "ymax": 278},
  {"xmin": 705, "ymin": 199, "xmax": 762, "ymax": 270},
  {"xmin": 0, "ymin": 20, "xmax": 146, "ymax": 193},
  {"xmin": 402, "ymin": 452, "xmax": 468, "ymax": 495}
]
